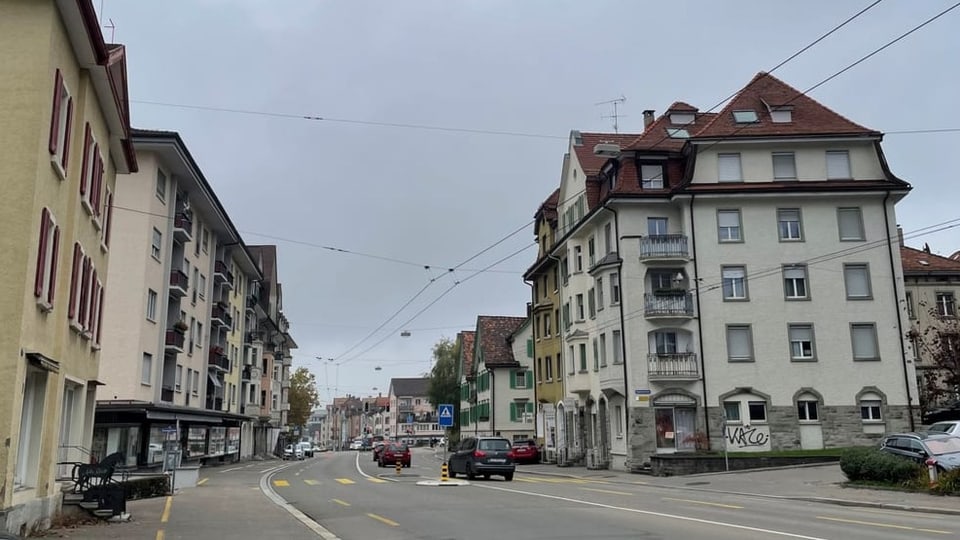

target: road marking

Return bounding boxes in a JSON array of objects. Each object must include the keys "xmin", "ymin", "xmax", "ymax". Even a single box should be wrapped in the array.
[
  {"xmin": 515, "ymin": 477, "xmax": 539, "ymax": 483},
  {"xmin": 366, "ymin": 513, "xmax": 399, "ymax": 527},
  {"xmin": 355, "ymin": 452, "xmax": 375, "ymax": 480},
  {"xmin": 273, "ymin": 479, "xmax": 290, "ymax": 487},
  {"xmin": 816, "ymin": 516, "xmax": 951, "ymax": 535},
  {"xmin": 476, "ymin": 484, "xmax": 828, "ymax": 540},
  {"xmin": 261, "ymin": 461, "xmax": 343, "ymax": 540},
  {"xmin": 160, "ymin": 496, "xmax": 173, "ymax": 523},
  {"xmin": 335, "ymin": 478, "xmax": 355, "ymax": 485},
  {"xmin": 156, "ymin": 531, "xmax": 164, "ymax": 540},
  {"xmin": 367, "ymin": 477, "xmax": 387, "ymax": 483},
  {"xmin": 220, "ymin": 467, "xmax": 243, "ymax": 473},
  {"xmin": 632, "ymin": 481, "xmax": 649, "ymax": 485},
  {"xmin": 662, "ymin": 497, "xmax": 743, "ymax": 509},
  {"xmin": 331, "ymin": 499, "xmax": 351, "ymax": 507},
  {"xmin": 304, "ymin": 479, "xmax": 320, "ymax": 486},
  {"xmin": 197, "ymin": 477, "xmax": 208, "ymax": 486},
  {"xmin": 581, "ymin": 487, "xmax": 633, "ymax": 496}
]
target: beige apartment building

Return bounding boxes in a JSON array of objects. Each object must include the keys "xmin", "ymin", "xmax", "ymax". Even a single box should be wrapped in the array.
[{"xmin": 0, "ymin": 0, "xmax": 137, "ymax": 533}]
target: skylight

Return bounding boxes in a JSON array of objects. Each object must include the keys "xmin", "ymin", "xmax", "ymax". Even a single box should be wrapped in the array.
[
  {"xmin": 732, "ymin": 110, "xmax": 759, "ymax": 123},
  {"xmin": 771, "ymin": 109, "xmax": 792, "ymax": 123},
  {"xmin": 669, "ymin": 112, "xmax": 695, "ymax": 125},
  {"xmin": 666, "ymin": 128, "xmax": 689, "ymax": 139}
]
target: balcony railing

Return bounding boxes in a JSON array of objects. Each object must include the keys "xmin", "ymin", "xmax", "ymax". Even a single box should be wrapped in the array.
[
  {"xmin": 208, "ymin": 351, "xmax": 230, "ymax": 371},
  {"xmin": 173, "ymin": 212, "xmax": 193, "ymax": 243},
  {"xmin": 161, "ymin": 386, "xmax": 175, "ymax": 403},
  {"xmin": 165, "ymin": 329, "xmax": 185, "ymax": 352},
  {"xmin": 214, "ymin": 261, "xmax": 234, "ymax": 289},
  {"xmin": 644, "ymin": 292, "xmax": 694, "ymax": 317},
  {"xmin": 647, "ymin": 352, "xmax": 700, "ymax": 380},
  {"xmin": 245, "ymin": 331, "xmax": 263, "ymax": 344},
  {"xmin": 169, "ymin": 270, "xmax": 189, "ymax": 297},
  {"xmin": 206, "ymin": 397, "xmax": 224, "ymax": 411},
  {"xmin": 639, "ymin": 235, "xmax": 689, "ymax": 260},
  {"xmin": 211, "ymin": 303, "xmax": 232, "ymax": 329}
]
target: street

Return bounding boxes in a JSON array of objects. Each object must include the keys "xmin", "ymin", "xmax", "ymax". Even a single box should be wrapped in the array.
[{"xmin": 257, "ymin": 448, "xmax": 960, "ymax": 540}]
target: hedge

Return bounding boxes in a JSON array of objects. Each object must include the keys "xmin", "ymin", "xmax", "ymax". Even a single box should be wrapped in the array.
[{"xmin": 839, "ymin": 447, "xmax": 923, "ymax": 484}]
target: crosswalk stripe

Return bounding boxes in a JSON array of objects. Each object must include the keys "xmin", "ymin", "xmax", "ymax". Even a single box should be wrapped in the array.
[
  {"xmin": 304, "ymin": 479, "xmax": 320, "ymax": 486},
  {"xmin": 335, "ymin": 478, "xmax": 355, "ymax": 485},
  {"xmin": 367, "ymin": 478, "xmax": 387, "ymax": 483}
]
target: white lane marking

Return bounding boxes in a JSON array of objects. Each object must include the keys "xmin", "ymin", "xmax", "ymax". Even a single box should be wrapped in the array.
[
  {"xmin": 260, "ymin": 461, "xmax": 340, "ymax": 540},
  {"xmin": 220, "ymin": 467, "xmax": 244, "ymax": 473},
  {"xmin": 354, "ymin": 452, "xmax": 373, "ymax": 479},
  {"xmin": 475, "ymin": 484, "xmax": 828, "ymax": 540}
]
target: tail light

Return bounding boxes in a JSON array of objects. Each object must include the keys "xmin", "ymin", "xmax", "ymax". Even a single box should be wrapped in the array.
[
  {"xmin": 473, "ymin": 450, "xmax": 487, "ymax": 458},
  {"xmin": 507, "ymin": 450, "xmax": 516, "ymax": 459}
]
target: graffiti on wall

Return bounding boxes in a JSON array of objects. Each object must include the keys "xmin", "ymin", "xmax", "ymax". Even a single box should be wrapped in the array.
[{"xmin": 725, "ymin": 425, "xmax": 771, "ymax": 450}]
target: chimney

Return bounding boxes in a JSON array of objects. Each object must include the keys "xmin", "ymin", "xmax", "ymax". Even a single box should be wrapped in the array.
[{"xmin": 643, "ymin": 109, "xmax": 655, "ymax": 129}]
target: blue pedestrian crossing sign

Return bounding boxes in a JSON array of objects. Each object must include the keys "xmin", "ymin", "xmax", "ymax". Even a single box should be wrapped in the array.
[{"xmin": 438, "ymin": 403, "xmax": 455, "ymax": 427}]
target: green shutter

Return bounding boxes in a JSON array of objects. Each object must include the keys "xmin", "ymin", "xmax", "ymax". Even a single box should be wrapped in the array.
[
  {"xmin": 510, "ymin": 371, "xmax": 516, "ymax": 389},
  {"xmin": 527, "ymin": 338, "xmax": 533, "ymax": 358},
  {"xmin": 526, "ymin": 402, "xmax": 534, "ymax": 414},
  {"xmin": 510, "ymin": 402, "xmax": 517, "ymax": 422}
]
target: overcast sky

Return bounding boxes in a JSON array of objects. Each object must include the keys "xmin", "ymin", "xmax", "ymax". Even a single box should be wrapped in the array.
[{"xmin": 100, "ymin": 0, "xmax": 959, "ymax": 404}]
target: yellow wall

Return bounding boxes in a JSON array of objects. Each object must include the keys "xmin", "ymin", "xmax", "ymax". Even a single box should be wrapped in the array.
[{"xmin": 532, "ymin": 215, "xmax": 563, "ymax": 406}]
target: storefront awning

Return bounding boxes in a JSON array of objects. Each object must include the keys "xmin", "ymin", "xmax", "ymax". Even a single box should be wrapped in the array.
[{"xmin": 145, "ymin": 410, "xmax": 225, "ymax": 424}]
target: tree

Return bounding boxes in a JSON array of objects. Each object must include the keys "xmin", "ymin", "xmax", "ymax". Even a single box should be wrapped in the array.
[
  {"xmin": 427, "ymin": 337, "xmax": 461, "ymax": 435},
  {"xmin": 907, "ymin": 301, "xmax": 960, "ymax": 416},
  {"xmin": 288, "ymin": 367, "xmax": 320, "ymax": 428}
]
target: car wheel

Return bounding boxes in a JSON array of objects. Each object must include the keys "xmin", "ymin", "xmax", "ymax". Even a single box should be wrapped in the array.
[
  {"xmin": 504, "ymin": 472, "xmax": 514, "ymax": 481},
  {"xmin": 448, "ymin": 469, "xmax": 457, "ymax": 478}
]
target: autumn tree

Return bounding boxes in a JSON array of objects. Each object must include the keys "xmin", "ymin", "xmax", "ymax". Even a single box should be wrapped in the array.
[
  {"xmin": 907, "ymin": 301, "xmax": 960, "ymax": 415},
  {"xmin": 427, "ymin": 337, "xmax": 461, "ymax": 435},
  {"xmin": 288, "ymin": 367, "xmax": 320, "ymax": 428}
]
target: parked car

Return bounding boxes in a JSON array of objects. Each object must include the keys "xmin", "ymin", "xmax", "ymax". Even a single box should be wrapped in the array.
[
  {"xmin": 298, "ymin": 442, "xmax": 314, "ymax": 458},
  {"xmin": 448, "ymin": 436, "xmax": 515, "ymax": 481},
  {"xmin": 879, "ymin": 432, "xmax": 960, "ymax": 472},
  {"xmin": 283, "ymin": 444, "xmax": 304, "ymax": 461},
  {"xmin": 511, "ymin": 439, "xmax": 540, "ymax": 464},
  {"xmin": 372, "ymin": 441, "xmax": 386, "ymax": 461},
  {"xmin": 378, "ymin": 443, "xmax": 411, "ymax": 468},
  {"xmin": 927, "ymin": 420, "xmax": 960, "ymax": 437},
  {"xmin": 349, "ymin": 439, "xmax": 363, "ymax": 450}
]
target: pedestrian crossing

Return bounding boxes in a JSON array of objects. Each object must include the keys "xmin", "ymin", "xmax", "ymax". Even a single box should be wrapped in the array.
[{"xmin": 272, "ymin": 475, "xmax": 610, "ymax": 488}]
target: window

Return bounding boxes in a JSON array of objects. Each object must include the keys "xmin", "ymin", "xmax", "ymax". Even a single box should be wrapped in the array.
[
  {"xmin": 770, "ymin": 108, "xmax": 792, "ymax": 123},
  {"xmin": 543, "ymin": 313, "xmax": 551, "ymax": 337},
  {"xmin": 562, "ymin": 302, "xmax": 570, "ymax": 329},
  {"xmin": 654, "ymin": 331, "xmax": 677, "ymax": 354},
  {"xmin": 860, "ymin": 396, "xmax": 882, "ymax": 421},
  {"xmin": 726, "ymin": 325, "xmax": 753, "ymax": 362},
  {"xmin": 612, "ymin": 330, "xmax": 623, "ymax": 364},
  {"xmin": 851, "ymin": 323, "xmax": 880, "ymax": 361},
  {"xmin": 202, "ymin": 228, "xmax": 209, "ymax": 253},
  {"xmin": 906, "ymin": 291, "xmax": 915, "ymax": 319},
  {"xmin": 723, "ymin": 401, "xmax": 741, "ymax": 422},
  {"xmin": 151, "ymin": 228, "xmax": 162, "ymax": 260},
  {"xmin": 192, "ymin": 268, "xmax": 199, "ymax": 303},
  {"xmin": 789, "ymin": 324, "xmax": 816, "ymax": 361},
  {"xmin": 578, "ymin": 344, "xmax": 587, "ymax": 372},
  {"xmin": 141, "ymin": 353, "xmax": 153, "ymax": 385},
  {"xmin": 576, "ymin": 294, "xmax": 584, "ymax": 320},
  {"xmin": 604, "ymin": 223, "xmax": 613, "ymax": 254},
  {"xmin": 837, "ymin": 208, "xmax": 865, "ymax": 241},
  {"xmin": 101, "ymin": 188, "xmax": 114, "ymax": 248},
  {"xmin": 199, "ymin": 274, "xmax": 207, "ymax": 300},
  {"xmin": 721, "ymin": 266, "xmax": 748, "ymax": 300},
  {"xmin": 545, "ymin": 355, "xmax": 552, "ymax": 381},
  {"xmin": 156, "ymin": 169, "xmax": 167, "ymax": 202},
  {"xmin": 797, "ymin": 398, "xmax": 819, "ymax": 422},
  {"xmin": 574, "ymin": 246, "xmax": 582, "ymax": 272},
  {"xmin": 615, "ymin": 405, "xmax": 623, "ymax": 437},
  {"xmin": 772, "ymin": 152, "xmax": 797, "ymax": 180},
  {"xmin": 588, "ymin": 237, "xmax": 595, "ymax": 267},
  {"xmin": 747, "ymin": 401, "xmax": 767, "ymax": 422},
  {"xmin": 592, "ymin": 339, "xmax": 598, "ymax": 371},
  {"xmin": 782, "ymin": 265, "xmax": 809, "ymax": 300},
  {"xmin": 596, "ymin": 277, "xmax": 604, "ymax": 308},
  {"xmin": 843, "ymin": 264, "xmax": 872, "ymax": 300},
  {"xmin": 666, "ymin": 128, "xmax": 689, "ymax": 139},
  {"xmin": 34, "ymin": 208, "xmax": 61, "ymax": 309},
  {"xmin": 610, "ymin": 273, "xmax": 620, "ymax": 304},
  {"xmin": 717, "ymin": 210, "xmax": 742, "ymax": 242},
  {"xmin": 648, "ymin": 217, "xmax": 668, "ymax": 236},
  {"xmin": 936, "ymin": 292, "xmax": 956, "ymax": 316},
  {"xmin": 79, "ymin": 124, "xmax": 104, "ymax": 217},
  {"xmin": 717, "ymin": 153, "xmax": 742, "ymax": 182},
  {"xmin": 16, "ymin": 368, "xmax": 48, "ymax": 488},
  {"xmin": 826, "ymin": 150, "xmax": 851, "ymax": 179},
  {"xmin": 67, "ymin": 243, "xmax": 84, "ymax": 321},
  {"xmin": 587, "ymin": 288, "xmax": 596, "ymax": 318},
  {"xmin": 670, "ymin": 112, "xmax": 695, "ymax": 125},
  {"xmin": 48, "ymin": 69, "xmax": 74, "ymax": 175},
  {"xmin": 146, "ymin": 289, "xmax": 158, "ymax": 321},
  {"xmin": 175, "ymin": 365, "xmax": 183, "ymax": 392},
  {"xmin": 732, "ymin": 110, "xmax": 759, "ymax": 123},
  {"xmin": 599, "ymin": 333, "xmax": 607, "ymax": 366},
  {"xmin": 641, "ymin": 164, "xmax": 664, "ymax": 189},
  {"xmin": 777, "ymin": 209, "xmax": 803, "ymax": 241}
]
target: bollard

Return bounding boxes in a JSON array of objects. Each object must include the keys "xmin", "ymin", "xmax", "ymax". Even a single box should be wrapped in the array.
[
  {"xmin": 440, "ymin": 462, "xmax": 449, "ymax": 482},
  {"xmin": 926, "ymin": 458, "xmax": 939, "ymax": 487},
  {"xmin": 396, "ymin": 458, "xmax": 402, "ymax": 476}
]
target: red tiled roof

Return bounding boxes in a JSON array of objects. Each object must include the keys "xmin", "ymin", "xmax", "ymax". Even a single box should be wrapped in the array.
[
  {"xmin": 571, "ymin": 132, "xmax": 642, "ymax": 175},
  {"xmin": 901, "ymin": 246, "xmax": 960, "ymax": 273},
  {"xmin": 692, "ymin": 72, "xmax": 880, "ymax": 139},
  {"xmin": 458, "ymin": 331, "xmax": 476, "ymax": 378},
  {"xmin": 624, "ymin": 111, "xmax": 717, "ymax": 152},
  {"xmin": 666, "ymin": 101, "xmax": 698, "ymax": 112},
  {"xmin": 477, "ymin": 316, "xmax": 527, "ymax": 367},
  {"xmin": 534, "ymin": 188, "xmax": 560, "ymax": 223}
]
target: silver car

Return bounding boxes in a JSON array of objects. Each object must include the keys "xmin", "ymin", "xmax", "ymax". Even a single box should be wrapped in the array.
[{"xmin": 879, "ymin": 432, "xmax": 960, "ymax": 472}]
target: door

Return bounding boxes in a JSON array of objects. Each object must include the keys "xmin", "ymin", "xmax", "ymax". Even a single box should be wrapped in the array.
[
  {"xmin": 674, "ymin": 408, "xmax": 697, "ymax": 451},
  {"xmin": 648, "ymin": 217, "xmax": 668, "ymax": 236},
  {"xmin": 655, "ymin": 407, "xmax": 697, "ymax": 452}
]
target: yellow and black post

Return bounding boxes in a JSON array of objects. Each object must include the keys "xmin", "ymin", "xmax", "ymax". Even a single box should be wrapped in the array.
[
  {"xmin": 395, "ymin": 458, "xmax": 402, "ymax": 476},
  {"xmin": 440, "ymin": 461, "xmax": 449, "ymax": 482}
]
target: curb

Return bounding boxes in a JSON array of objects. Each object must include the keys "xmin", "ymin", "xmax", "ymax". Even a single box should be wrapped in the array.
[{"xmin": 259, "ymin": 462, "xmax": 342, "ymax": 540}]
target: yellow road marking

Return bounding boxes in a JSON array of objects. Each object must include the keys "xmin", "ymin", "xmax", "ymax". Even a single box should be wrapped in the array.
[
  {"xmin": 816, "ymin": 516, "xmax": 951, "ymax": 535},
  {"xmin": 273, "ymin": 479, "xmax": 290, "ymax": 487},
  {"xmin": 662, "ymin": 497, "xmax": 743, "ymax": 509},
  {"xmin": 515, "ymin": 477, "xmax": 540, "ymax": 483},
  {"xmin": 581, "ymin": 487, "xmax": 633, "ymax": 496},
  {"xmin": 156, "ymin": 531, "xmax": 165, "ymax": 540},
  {"xmin": 160, "ymin": 496, "xmax": 173, "ymax": 523},
  {"xmin": 366, "ymin": 513, "xmax": 399, "ymax": 527},
  {"xmin": 632, "ymin": 481, "xmax": 649, "ymax": 485},
  {"xmin": 331, "ymin": 499, "xmax": 351, "ymax": 507},
  {"xmin": 336, "ymin": 478, "xmax": 355, "ymax": 485},
  {"xmin": 304, "ymin": 479, "xmax": 320, "ymax": 486},
  {"xmin": 367, "ymin": 477, "xmax": 387, "ymax": 483},
  {"xmin": 197, "ymin": 478, "xmax": 208, "ymax": 486}
]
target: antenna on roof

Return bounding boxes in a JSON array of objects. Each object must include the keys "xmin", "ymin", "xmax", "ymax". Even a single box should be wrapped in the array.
[{"xmin": 595, "ymin": 95, "xmax": 627, "ymax": 133}]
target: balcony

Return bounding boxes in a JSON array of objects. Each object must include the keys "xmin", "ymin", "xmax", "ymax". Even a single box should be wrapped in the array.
[
  {"xmin": 161, "ymin": 386, "xmax": 174, "ymax": 403},
  {"xmin": 208, "ymin": 349, "xmax": 230, "ymax": 372},
  {"xmin": 211, "ymin": 303, "xmax": 232, "ymax": 329},
  {"xmin": 214, "ymin": 261, "xmax": 234, "ymax": 290},
  {"xmin": 245, "ymin": 331, "xmax": 263, "ymax": 344},
  {"xmin": 169, "ymin": 270, "xmax": 189, "ymax": 297},
  {"xmin": 246, "ymin": 294, "xmax": 258, "ymax": 313},
  {"xmin": 567, "ymin": 371, "xmax": 591, "ymax": 394},
  {"xmin": 164, "ymin": 329, "xmax": 185, "ymax": 353},
  {"xmin": 242, "ymin": 366, "xmax": 262, "ymax": 382},
  {"xmin": 644, "ymin": 292, "xmax": 694, "ymax": 318},
  {"xmin": 173, "ymin": 212, "xmax": 193, "ymax": 243},
  {"xmin": 398, "ymin": 404, "xmax": 414, "ymax": 413},
  {"xmin": 639, "ymin": 235, "xmax": 690, "ymax": 263},
  {"xmin": 647, "ymin": 353, "xmax": 700, "ymax": 381}
]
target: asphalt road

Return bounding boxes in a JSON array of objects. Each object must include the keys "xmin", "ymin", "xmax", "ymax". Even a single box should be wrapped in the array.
[{"xmin": 261, "ymin": 448, "xmax": 960, "ymax": 540}]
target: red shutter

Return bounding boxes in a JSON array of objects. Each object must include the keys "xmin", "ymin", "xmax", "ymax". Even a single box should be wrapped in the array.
[
  {"xmin": 78, "ymin": 257, "xmax": 89, "ymax": 325},
  {"xmin": 104, "ymin": 191, "xmax": 114, "ymax": 247},
  {"xmin": 48, "ymin": 69, "xmax": 63, "ymax": 155},
  {"xmin": 93, "ymin": 156, "xmax": 104, "ymax": 216},
  {"xmin": 34, "ymin": 208, "xmax": 50, "ymax": 297},
  {"xmin": 60, "ymin": 97, "xmax": 73, "ymax": 168},
  {"xmin": 80, "ymin": 123, "xmax": 91, "ymax": 195},
  {"xmin": 68, "ymin": 243, "xmax": 81, "ymax": 319},
  {"xmin": 47, "ymin": 225, "xmax": 60, "ymax": 304},
  {"xmin": 95, "ymin": 285, "xmax": 105, "ymax": 344},
  {"xmin": 86, "ymin": 267, "xmax": 97, "ymax": 329}
]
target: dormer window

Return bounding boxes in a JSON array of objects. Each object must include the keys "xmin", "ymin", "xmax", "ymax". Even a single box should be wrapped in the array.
[
  {"xmin": 641, "ymin": 164, "xmax": 664, "ymax": 189},
  {"xmin": 666, "ymin": 128, "xmax": 689, "ymax": 139},
  {"xmin": 602, "ymin": 164, "xmax": 617, "ymax": 190},
  {"xmin": 669, "ymin": 112, "xmax": 695, "ymax": 125},
  {"xmin": 770, "ymin": 108, "xmax": 792, "ymax": 123},
  {"xmin": 732, "ymin": 110, "xmax": 759, "ymax": 123}
]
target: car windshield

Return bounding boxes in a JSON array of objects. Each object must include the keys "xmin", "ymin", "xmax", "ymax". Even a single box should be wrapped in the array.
[
  {"xmin": 925, "ymin": 437, "xmax": 960, "ymax": 456},
  {"xmin": 389, "ymin": 444, "xmax": 408, "ymax": 452},
  {"xmin": 929, "ymin": 423, "xmax": 957, "ymax": 434},
  {"xmin": 479, "ymin": 439, "xmax": 511, "ymax": 451}
]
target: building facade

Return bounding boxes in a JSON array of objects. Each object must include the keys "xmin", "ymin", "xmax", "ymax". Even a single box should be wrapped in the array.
[
  {"xmin": 457, "ymin": 331, "xmax": 476, "ymax": 435},
  {"xmin": 0, "ymin": 0, "xmax": 136, "ymax": 533},
  {"xmin": 388, "ymin": 378, "xmax": 442, "ymax": 444},
  {"xmin": 469, "ymin": 316, "xmax": 534, "ymax": 441}
]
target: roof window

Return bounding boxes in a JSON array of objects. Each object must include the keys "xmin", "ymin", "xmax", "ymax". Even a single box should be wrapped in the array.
[
  {"xmin": 666, "ymin": 128, "xmax": 689, "ymax": 139},
  {"xmin": 669, "ymin": 112, "xmax": 695, "ymax": 125},
  {"xmin": 771, "ymin": 109, "xmax": 792, "ymax": 123},
  {"xmin": 732, "ymin": 110, "xmax": 759, "ymax": 123}
]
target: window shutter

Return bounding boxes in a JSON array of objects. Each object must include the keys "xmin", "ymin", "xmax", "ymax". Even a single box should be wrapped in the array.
[
  {"xmin": 526, "ymin": 402, "xmax": 534, "ymax": 414},
  {"xmin": 718, "ymin": 154, "xmax": 742, "ymax": 182},
  {"xmin": 510, "ymin": 402, "xmax": 517, "ymax": 422},
  {"xmin": 34, "ymin": 209, "xmax": 50, "ymax": 297},
  {"xmin": 78, "ymin": 257, "xmax": 90, "ymax": 325},
  {"xmin": 826, "ymin": 151, "xmax": 851, "ymax": 179},
  {"xmin": 95, "ymin": 155, "xmax": 104, "ymax": 214},
  {"xmin": 48, "ymin": 225, "xmax": 60, "ymax": 304},
  {"xmin": 526, "ymin": 338, "xmax": 533, "ymax": 358},
  {"xmin": 68, "ymin": 243, "xmax": 81, "ymax": 318},
  {"xmin": 61, "ymin": 97, "xmax": 73, "ymax": 168},
  {"xmin": 87, "ymin": 268, "xmax": 97, "ymax": 329},
  {"xmin": 717, "ymin": 211, "xmax": 739, "ymax": 228},
  {"xmin": 95, "ymin": 284, "xmax": 105, "ymax": 344},
  {"xmin": 49, "ymin": 69, "xmax": 63, "ymax": 155},
  {"xmin": 80, "ymin": 124, "xmax": 91, "ymax": 194},
  {"xmin": 104, "ymin": 191, "xmax": 114, "ymax": 246},
  {"xmin": 510, "ymin": 371, "xmax": 516, "ymax": 389}
]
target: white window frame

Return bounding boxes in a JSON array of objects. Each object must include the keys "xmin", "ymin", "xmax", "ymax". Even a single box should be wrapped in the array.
[
  {"xmin": 797, "ymin": 397, "xmax": 819, "ymax": 422},
  {"xmin": 837, "ymin": 207, "xmax": 865, "ymax": 241},
  {"xmin": 843, "ymin": 264, "xmax": 873, "ymax": 300},
  {"xmin": 151, "ymin": 228, "xmax": 162, "ymax": 260},
  {"xmin": 641, "ymin": 164, "xmax": 664, "ymax": 189},
  {"xmin": 726, "ymin": 324, "xmax": 754, "ymax": 362},
  {"xmin": 851, "ymin": 323, "xmax": 880, "ymax": 361},
  {"xmin": 826, "ymin": 150, "xmax": 851, "ymax": 179},
  {"xmin": 612, "ymin": 330, "xmax": 623, "ymax": 364},
  {"xmin": 141, "ymin": 353, "xmax": 153, "ymax": 386},
  {"xmin": 783, "ymin": 265, "xmax": 809, "ymax": 300},
  {"xmin": 156, "ymin": 169, "xmax": 167, "ymax": 202},
  {"xmin": 788, "ymin": 324, "xmax": 816, "ymax": 361},
  {"xmin": 772, "ymin": 152, "xmax": 797, "ymax": 180},
  {"xmin": 721, "ymin": 265, "xmax": 748, "ymax": 301},
  {"xmin": 610, "ymin": 272, "xmax": 620, "ymax": 304},
  {"xmin": 717, "ymin": 209, "xmax": 742, "ymax": 242},
  {"xmin": 717, "ymin": 153, "xmax": 742, "ymax": 182},
  {"xmin": 777, "ymin": 208, "xmax": 803, "ymax": 241},
  {"xmin": 860, "ymin": 396, "xmax": 882, "ymax": 421},
  {"xmin": 146, "ymin": 289, "xmax": 158, "ymax": 321}
]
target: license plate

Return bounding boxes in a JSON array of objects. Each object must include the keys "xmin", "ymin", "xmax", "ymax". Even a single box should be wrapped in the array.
[{"xmin": 489, "ymin": 458, "xmax": 506, "ymax": 463}]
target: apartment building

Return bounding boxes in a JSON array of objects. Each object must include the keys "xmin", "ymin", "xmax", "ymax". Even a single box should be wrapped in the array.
[
  {"xmin": 96, "ymin": 129, "xmax": 261, "ymax": 467},
  {"xmin": 388, "ymin": 378, "xmax": 443, "ymax": 444},
  {"xmin": 0, "ymin": 1, "xmax": 137, "ymax": 533},
  {"xmin": 549, "ymin": 73, "xmax": 918, "ymax": 471},
  {"xmin": 457, "ymin": 331, "xmax": 476, "ymax": 433}
]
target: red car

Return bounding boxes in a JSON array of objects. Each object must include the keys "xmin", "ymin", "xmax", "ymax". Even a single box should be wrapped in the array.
[
  {"xmin": 511, "ymin": 440, "xmax": 540, "ymax": 464},
  {"xmin": 378, "ymin": 443, "xmax": 411, "ymax": 468}
]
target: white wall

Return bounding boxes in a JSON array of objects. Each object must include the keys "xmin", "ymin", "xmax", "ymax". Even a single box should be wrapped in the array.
[{"xmin": 691, "ymin": 140, "xmax": 884, "ymax": 184}]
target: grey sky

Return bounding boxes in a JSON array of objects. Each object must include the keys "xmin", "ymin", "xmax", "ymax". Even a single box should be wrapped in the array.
[{"xmin": 101, "ymin": 0, "xmax": 959, "ymax": 403}]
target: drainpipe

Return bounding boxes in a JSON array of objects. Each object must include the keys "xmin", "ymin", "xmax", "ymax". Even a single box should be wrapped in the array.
[
  {"xmin": 689, "ymin": 194, "xmax": 712, "ymax": 446},
  {"xmin": 523, "ymin": 276, "xmax": 538, "ymax": 435},
  {"xmin": 490, "ymin": 370, "xmax": 495, "ymax": 436},
  {"xmin": 600, "ymin": 202, "xmax": 631, "ymax": 452},
  {"xmin": 883, "ymin": 191, "xmax": 916, "ymax": 430}
]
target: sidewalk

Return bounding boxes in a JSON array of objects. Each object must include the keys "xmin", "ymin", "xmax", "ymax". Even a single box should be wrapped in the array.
[{"xmin": 519, "ymin": 461, "xmax": 960, "ymax": 516}]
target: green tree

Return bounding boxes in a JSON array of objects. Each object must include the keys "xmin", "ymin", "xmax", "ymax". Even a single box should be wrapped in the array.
[
  {"xmin": 427, "ymin": 337, "xmax": 461, "ymax": 435},
  {"xmin": 288, "ymin": 367, "xmax": 320, "ymax": 428}
]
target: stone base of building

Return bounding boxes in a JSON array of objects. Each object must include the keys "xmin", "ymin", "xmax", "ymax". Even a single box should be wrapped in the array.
[{"xmin": 1, "ymin": 490, "xmax": 62, "ymax": 537}]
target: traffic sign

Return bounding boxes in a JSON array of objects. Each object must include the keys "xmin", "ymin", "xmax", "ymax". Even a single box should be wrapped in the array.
[
  {"xmin": 161, "ymin": 425, "xmax": 178, "ymax": 434},
  {"xmin": 438, "ymin": 403, "xmax": 454, "ymax": 427}
]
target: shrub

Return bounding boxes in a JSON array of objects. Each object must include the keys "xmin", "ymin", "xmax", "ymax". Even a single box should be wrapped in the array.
[
  {"xmin": 932, "ymin": 467, "xmax": 960, "ymax": 495},
  {"xmin": 840, "ymin": 447, "xmax": 923, "ymax": 484},
  {"xmin": 123, "ymin": 476, "xmax": 171, "ymax": 500}
]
